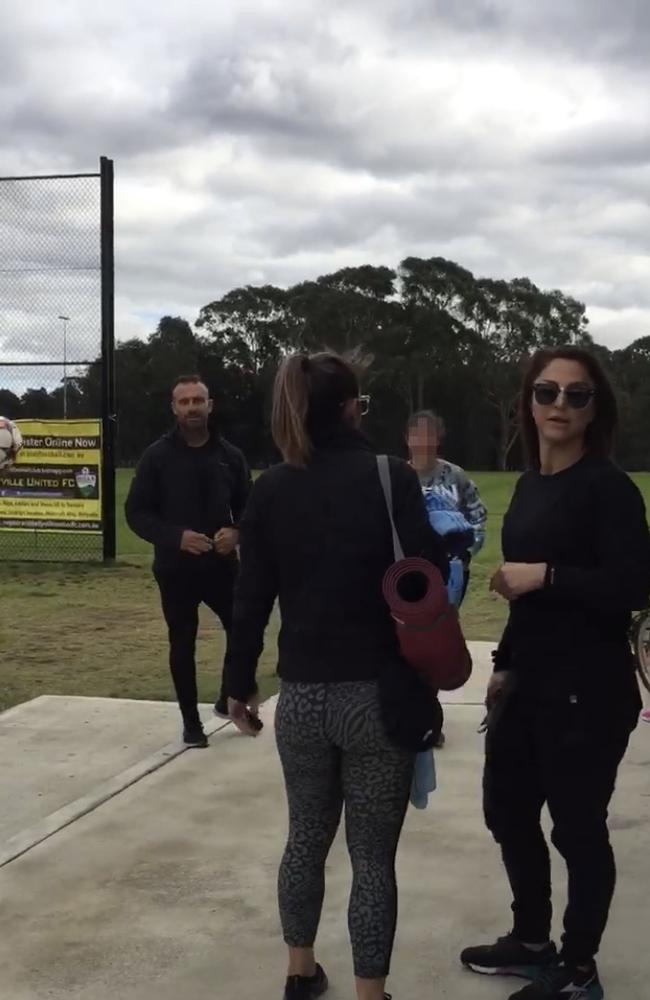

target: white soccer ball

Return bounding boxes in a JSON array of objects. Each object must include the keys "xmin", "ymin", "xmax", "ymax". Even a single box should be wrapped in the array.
[{"xmin": 0, "ymin": 417, "xmax": 23, "ymax": 470}]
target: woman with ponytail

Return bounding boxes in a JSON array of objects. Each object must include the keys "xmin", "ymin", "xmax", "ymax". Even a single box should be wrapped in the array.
[{"xmin": 223, "ymin": 352, "xmax": 448, "ymax": 1000}]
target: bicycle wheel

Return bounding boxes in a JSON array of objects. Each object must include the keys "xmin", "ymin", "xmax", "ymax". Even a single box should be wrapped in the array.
[{"xmin": 633, "ymin": 609, "xmax": 650, "ymax": 693}]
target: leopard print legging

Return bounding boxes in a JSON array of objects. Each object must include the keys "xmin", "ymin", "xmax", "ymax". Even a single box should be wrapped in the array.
[{"xmin": 275, "ymin": 681, "xmax": 415, "ymax": 979}]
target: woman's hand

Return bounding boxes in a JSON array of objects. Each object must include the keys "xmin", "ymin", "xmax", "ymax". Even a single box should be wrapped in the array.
[
  {"xmin": 486, "ymin": 670, "xmax": 510, "ymax": 709},
  {"xmin": 228, "ymin": 694, "xmax": 261, "ymax": 737},
  {"xmin": 490, "ymin": 562, "xmax": 546, "ymax": 600},
  {"xmin": 478, "ymin": 669, "xmax": 513, "ymax": 734}
]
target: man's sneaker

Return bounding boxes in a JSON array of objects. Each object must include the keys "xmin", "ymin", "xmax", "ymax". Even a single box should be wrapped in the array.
[
  {"xmin": 461, "ymin": 934, "xmax": 557, "ymax": 978},
  {"xmin": 283, "ymin": 963, "xmax": 328, "ymax": 999},
  {"xmin": 214, "ymin": 697, "xmax": 229, "ymax": 719},
  {"xmin": 508, "ymin": 961, "xmax": 604, "ymax": 999},
  {"xmin": 183, "ymin": 723, "xmax": 208, "ymax": 748}
]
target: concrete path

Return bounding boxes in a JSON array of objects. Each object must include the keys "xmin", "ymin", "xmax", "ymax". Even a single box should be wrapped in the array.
[
  {"xmin": 0, "ymin": 697, "xmax": 228, "ymax": 866},
  {"xmin": 1, "ymin": 643, "xmax": 649, "ymax": 999}
]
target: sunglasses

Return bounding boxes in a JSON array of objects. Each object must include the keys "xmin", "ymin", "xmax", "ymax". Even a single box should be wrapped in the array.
[{"xmin": 532, "ymin": 381, "xmax": 595, "ymax": 410}]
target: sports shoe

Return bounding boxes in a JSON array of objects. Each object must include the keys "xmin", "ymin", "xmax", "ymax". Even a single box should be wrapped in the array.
[
  {"xmin": 283, "ymin": 963, "xmax": 328, "ymax": 999},
  {"xmin": 461, "ymin": 934, "xmax": 557, "ymax": 978},
  {"xmin": 214, "ymin": 696, "xmax": 229, "ymax": 719},
  {"xmin": 508, "ymin": 961, "xmax": 604, "ymax": 999},
  {"xmin": 641, "ymin": 708, "xmax": 650, "ymax": 724},
  {"xmin": 183, "ymin": 722, "xmax": 208, "ymax": 748}
]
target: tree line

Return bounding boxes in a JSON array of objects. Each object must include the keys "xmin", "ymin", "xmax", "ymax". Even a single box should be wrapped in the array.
[{"xmin": 2, "ymin": 257, "xmax": 650, "ymax": 470}]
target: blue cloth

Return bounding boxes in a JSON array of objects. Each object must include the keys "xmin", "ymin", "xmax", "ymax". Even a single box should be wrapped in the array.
[
  {"xmin": 422, "ymin": 488, "xmax": 473, "ymax": 607},
  {"xmin": 419, "ymin": 460, "xmax": 487, "ymax": 557},
  {"xmin": 424, "ymin": 494, "xmax": 475, "ymax": 557},
  {"xmin": 447, "ymin": 557, "xmax": 465, "ymax": 607},
  {"xmin": 410, "ymin": 749, "xmax": 437, "ymax": 809}
]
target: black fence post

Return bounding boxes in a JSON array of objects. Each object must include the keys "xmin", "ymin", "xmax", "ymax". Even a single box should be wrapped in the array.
[{"xmin": 100, "ymin": 156, "xmax": 116, "ymax": 563}]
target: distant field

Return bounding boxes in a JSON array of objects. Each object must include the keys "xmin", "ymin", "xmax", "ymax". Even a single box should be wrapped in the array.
[{"xmin": 2, "ymin": 469, "xmax": 649, "ymax": 712}]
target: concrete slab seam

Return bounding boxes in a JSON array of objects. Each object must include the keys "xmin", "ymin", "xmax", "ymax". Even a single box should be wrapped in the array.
[{"xmin": 0, "ymin": 717, "xmax": 232, "ymax": 870}]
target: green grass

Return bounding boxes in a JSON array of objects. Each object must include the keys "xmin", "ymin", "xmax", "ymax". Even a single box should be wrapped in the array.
[{"xmin": 2, "ymin": 470, "xmax": 649, "ymax": 712}]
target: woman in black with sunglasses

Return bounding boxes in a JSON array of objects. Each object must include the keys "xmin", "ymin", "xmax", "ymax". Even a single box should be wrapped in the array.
[{"xmin": 460, "ymin": 347, "xmax": 650, "ymax": 1000}]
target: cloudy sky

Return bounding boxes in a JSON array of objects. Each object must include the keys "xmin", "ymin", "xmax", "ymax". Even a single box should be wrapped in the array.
[{"xmin": 3, "ymin": 0, "xmax": 650, "ymax": 368}]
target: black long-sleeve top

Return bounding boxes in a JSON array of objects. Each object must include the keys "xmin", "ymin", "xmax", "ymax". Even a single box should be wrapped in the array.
[
  {"xmin": 223, "ymin": 430, "xmax": 449, "ymax": 702},
  {"xmin": 494, "ymin": 454, "xmax": 650, "ymax": 701},
  {"xmin": 125, "ymin": 428, "xmax": 252, "ymax": 571}
]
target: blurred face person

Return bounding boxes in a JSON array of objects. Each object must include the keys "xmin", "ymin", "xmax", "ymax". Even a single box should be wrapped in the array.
[
  {"xmin": 172, "ymin": 379, "xmax": 213, "ymax": 438},
  {"xmin": 531, "ymin": 357, "xmax": 595, "ymax": 455},
  {"xmin": 407, "ymin": 415, "xmax": 439, "ymax": 475}
]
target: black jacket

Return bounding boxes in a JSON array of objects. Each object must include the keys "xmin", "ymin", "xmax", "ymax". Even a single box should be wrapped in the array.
[
  {"xmin": 125, "ymin": 428, "xmax": 252, "ymax": 571},
  {"xmin": 223, "ymin": 430, "xmax": 449, "ymax": 702},
  {"xmin": 494, "ymin": 455, "xmax": 650, "ymax": 707}
]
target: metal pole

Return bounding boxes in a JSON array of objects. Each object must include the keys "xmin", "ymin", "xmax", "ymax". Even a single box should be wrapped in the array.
[
  {"xmin": 100, "ymin": 156, "xmax": 116, "ymax": 563},
  {"xmin": 58, "ymin": 315, "xmax": 70, "ymax": 418}
]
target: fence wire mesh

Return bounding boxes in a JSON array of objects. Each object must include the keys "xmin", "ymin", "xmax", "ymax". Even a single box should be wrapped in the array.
[{"xmin": 0, "ymin": 171, "xmax": 108, "ymax": 561}]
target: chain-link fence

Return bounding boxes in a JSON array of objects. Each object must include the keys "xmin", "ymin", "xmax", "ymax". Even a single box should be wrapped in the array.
[{"xmin": 0, "ymin": 159, "xmax": 115, "ymax": 562}]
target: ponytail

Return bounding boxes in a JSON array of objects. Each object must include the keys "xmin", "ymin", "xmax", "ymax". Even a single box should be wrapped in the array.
[
  {"xmin": 272, "ymin": 355, "xmax": 312, "ymax": 467},
  {"xmin": 272, "ymin": 350, "xmax": 361, "ymax": 467}
]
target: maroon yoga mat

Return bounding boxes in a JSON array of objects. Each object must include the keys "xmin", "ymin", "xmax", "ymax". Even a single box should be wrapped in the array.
[{"xmin": 382, "ymin": 556, "xmax": 472, "ymax": 692}]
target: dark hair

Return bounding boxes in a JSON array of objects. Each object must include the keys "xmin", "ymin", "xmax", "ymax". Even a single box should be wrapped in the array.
[
  {"xmin": 520, "ymin": 346, "xmax": 617, "ymax": 466},
  {"xmin": 171, "ymin": 374, "xmax": 207, "ymax": 394},
  {"xmin": 406, "ymin": 409, "xmax": 445, "ymax": 440},
  {"xmin": 271, "ymin": 352, "xmax": 359, "ymax": 467}
]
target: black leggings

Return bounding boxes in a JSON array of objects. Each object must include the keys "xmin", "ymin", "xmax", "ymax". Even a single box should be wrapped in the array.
[
  {"xmin": 154, "ymin": 562, "xmax": 235, "ymax": 723},
  {"xmin": 484, "ymin": 689, "xmax": 634, "ymax": 965},
  {"xmin": 275, "ymin": 681, "xmax": 414, "ymax": 979}
]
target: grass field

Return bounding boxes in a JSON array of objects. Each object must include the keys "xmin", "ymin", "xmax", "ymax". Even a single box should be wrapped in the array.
[{"xmin": 2, "ymin": 470, "xmax": 649, "ymax": 713}]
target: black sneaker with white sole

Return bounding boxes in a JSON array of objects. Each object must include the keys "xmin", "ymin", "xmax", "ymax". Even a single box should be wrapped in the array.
[
  {"xmin": 283, "ymin": 964, "xmax": 328, "ymax": 1000},
  {"xmin": 182, "ymin": 722, "xmax": 208, "ymax": 748},
  {"xmin": 508, "ymin": 961, "xmax": 604, "ymax": 999},
  {"xmin": 461, "ymin": 934, "xmax": 557, "ymax": 979}
]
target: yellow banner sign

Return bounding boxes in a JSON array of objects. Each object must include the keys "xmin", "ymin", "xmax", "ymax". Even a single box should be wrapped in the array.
[{"xmin": 0, "ymin": 419, "xmax": 102, "ymax": 534}]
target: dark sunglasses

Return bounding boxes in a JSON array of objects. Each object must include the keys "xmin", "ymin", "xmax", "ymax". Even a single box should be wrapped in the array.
[{"xmin": 532, "ymin": 381, "xmax": 595, "ymax": 410}]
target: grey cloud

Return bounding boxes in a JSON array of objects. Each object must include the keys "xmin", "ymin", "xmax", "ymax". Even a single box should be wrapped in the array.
[
  {"xmin": 388, "ymin": 0, "xmax": 650, "ymax": 66},
  {"xmin": 5, "ymin": 90, "xmax": 180, "ymax": 164},
  {"xmin": 245, "ymin": 180, "xmax": 503, "ymax": 257},
  {"xmin": 169, "ymin": 49, "xmax": 497, "ymax": 182},
  {"xmin": 578, "ymin": 282, "xmax": 650, "ymax": 312},
  {"xmin": 400, "ymin": 0, "xmax": 501, "ymax": 34},
  {"xmin": 510, "ymin": 0, "xmax": 650, "ymax": 65},
  {"xmin": 1, "ymin": 0, "xmax": 650, "ymax": 363},
  {"xmin": 539, "ymin": 125, "xmax": 650, "ymax": 170},
  {"xmin": 171, "ymin": 61, "xmax": 348, "ymax": 154}
]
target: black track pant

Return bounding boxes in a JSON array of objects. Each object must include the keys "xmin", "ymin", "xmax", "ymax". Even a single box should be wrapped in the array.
[
  {"xmin": 275, "ymin": 681, "xmax": 414, "ymax": 979},
  {"xmin": 483, "ymin": 688, "xmax": 635, "ymax": 965},
  {"xmin": 154, "ymin": 562, "xmax": 235, "ymax": 724}
]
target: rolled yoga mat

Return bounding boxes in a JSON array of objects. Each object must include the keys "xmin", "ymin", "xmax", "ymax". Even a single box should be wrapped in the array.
[{"xmin": 382, "ymin": 557, "xmax": 471, "ymax": 692}]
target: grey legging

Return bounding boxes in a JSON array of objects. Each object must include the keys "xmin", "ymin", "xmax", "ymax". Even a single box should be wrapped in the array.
[{"xmin": 275, "ymin": 681, "xmax": 414, "ymax": 979}]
